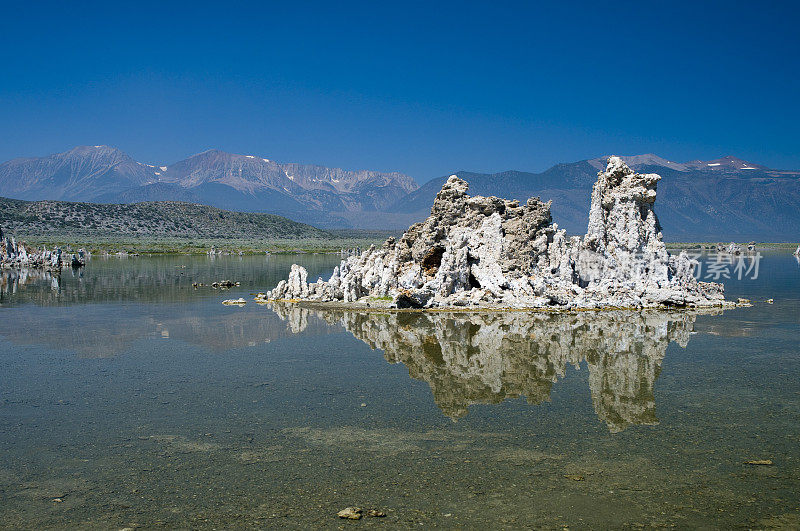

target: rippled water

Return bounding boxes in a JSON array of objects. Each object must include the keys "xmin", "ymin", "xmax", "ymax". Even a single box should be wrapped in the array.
[{"xmin": 1, "ymin": 252, "xmax": 799, "ymax": 528}]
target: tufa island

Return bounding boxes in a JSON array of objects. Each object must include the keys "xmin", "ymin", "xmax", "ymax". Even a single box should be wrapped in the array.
[
  {"xmin": 267, "ymin": 157, "xmax": 728, "ymax": 309},
  {"xmin": 0, "ymin": 227, "xmax": 85, "ymax": 270}
]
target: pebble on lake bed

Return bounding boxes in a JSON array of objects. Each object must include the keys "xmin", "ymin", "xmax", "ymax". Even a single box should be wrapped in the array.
[
  {"xmin": 222, "ymin": 298, "xmax": 246, "ymax": 305},
  {"xmin": 744, "ymin": 459, "xmax": 773, "ymax": 465},
  {"xmin": 337, "ymin": 507, "xmax": 362, "ymax": 519},
  {"xmin": 367, "ymin": 509, "xmax": 386, "ymax": 517}
]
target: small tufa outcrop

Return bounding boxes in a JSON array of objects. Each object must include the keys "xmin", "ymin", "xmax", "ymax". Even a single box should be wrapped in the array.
[
  {"xmin": 71, "ymin": 249, "xmax": 87, "ymax": 268},
  {"xmin": 268, "ymin": 157, "xmax": 727, "ymax": 309},
  {"xmin": 725, "ymin": 242, "xmax": 742, "ymax": 255},
  {"xmin": 1, "ymin": 227, "xmax": 65, "ymax": 271}
]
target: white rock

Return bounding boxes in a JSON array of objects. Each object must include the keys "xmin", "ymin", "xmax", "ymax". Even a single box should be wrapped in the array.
[{"xmin": 266, "ymin": 158, "xmax": 727, "ymax": 309}]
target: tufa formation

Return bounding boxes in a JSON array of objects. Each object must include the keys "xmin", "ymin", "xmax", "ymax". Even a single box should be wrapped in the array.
[
  {"xmin": 268, "ymin": 157, "xmax": 726, "ymax": 309},
  {"xmin": 0, "ymin": 226, "xmax": 85, "ymax": 271}
]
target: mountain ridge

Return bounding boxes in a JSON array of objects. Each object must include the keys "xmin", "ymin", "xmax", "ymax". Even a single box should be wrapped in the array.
[
  {"xmin": 388, "ymin": 156, "xmax": 800, "ymax": 241},
  {"xmin": 0, "ymin": 195, "xmax": 329, "ymax": 240},
  {"xmin": 2, "ymin": 146, "xmax": 800, "ymax": 239},
  {"xmin": 0, "ymin": 146, "xmax": 418, "ymax": 226}
]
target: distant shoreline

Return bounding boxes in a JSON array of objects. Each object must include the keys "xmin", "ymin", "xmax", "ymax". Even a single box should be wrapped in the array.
[
  {"xmin": 6, "ymin": 233, "xmax": 796, "ymax": 256},
  {"xmin": 8, "ymin": 233, "xmax": 396, "ymax": 255}
]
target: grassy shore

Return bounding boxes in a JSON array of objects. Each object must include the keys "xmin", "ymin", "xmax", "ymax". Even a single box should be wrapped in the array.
[
  {"xmin": 11, "ymin": 232, "xmax": 796, "ymax": 256},
  {"xmin": 663, "ymin": 242, "xmax": 798, "ymax": 249},
  {"xmin": 13, "ymin": 231, "xmax": 399, "ymax": 255}
]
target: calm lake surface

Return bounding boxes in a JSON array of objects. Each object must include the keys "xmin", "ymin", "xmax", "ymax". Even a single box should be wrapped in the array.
[{"xmin": 1, "ymin": 252, "xmax": 799, "ymax": 528}]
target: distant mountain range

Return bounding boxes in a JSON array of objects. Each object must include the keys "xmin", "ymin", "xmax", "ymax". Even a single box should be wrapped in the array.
[
  {"xmin": 0, "ymin": 146, "xmax": 417, "ymax": 228},
  {"xmin": 2, "ymin": 147, "xmax": 800, "ymax": 240},
  {"xmin": 390, "ymin": 154, "xmax": 800, "ymax": 241}
]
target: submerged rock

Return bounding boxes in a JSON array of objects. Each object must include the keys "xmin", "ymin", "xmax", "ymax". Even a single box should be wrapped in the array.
[
  {"xmin": 744, "ymin": 459, "xmax": 773, "ymax": 466},
  {"xmin": 337, "ymin": 507, "xmax": 362, "ymax": 520},
  {"xmin": 211, "ymin": 280, "xmax": 238, "ymax": 289},
  {"xmin": 268, "ymin": 157, "xmax": 727, "ymax": 309}
]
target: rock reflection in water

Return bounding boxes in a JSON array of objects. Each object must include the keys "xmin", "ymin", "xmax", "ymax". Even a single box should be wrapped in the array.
[
  {"xmin": 271, "ymin": 304, "xmax": 721, "ymax": 432},
  {"xmin": 0, "ymin": 262, "xmax": 341, "ymax": 357},
  {"xmin": 0, "ymin": 267, "xmax": 62, "ymax": 301}
]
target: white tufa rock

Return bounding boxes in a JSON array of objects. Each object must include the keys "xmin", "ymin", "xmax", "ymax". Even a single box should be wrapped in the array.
[
  {"xmin": 1, "ymin": 227, "xmax": 66, "ymax": 271},
  {"xmin": 725, "ymin": 242, "xmax": 742, "ymax": 255},
  {"xmin": 268, "ymin": 157, "xmax": 727, "ymax": 309}
]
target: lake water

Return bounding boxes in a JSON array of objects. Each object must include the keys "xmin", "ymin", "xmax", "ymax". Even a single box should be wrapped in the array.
[{"xmin": 1, "ymin": 252, "xmax": 799, "ymax": 528}]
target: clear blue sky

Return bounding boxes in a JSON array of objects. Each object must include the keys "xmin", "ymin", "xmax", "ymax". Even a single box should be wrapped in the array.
[{"xmin": 1, "ymin": 0, "xmax": 798, "ymax": 182}]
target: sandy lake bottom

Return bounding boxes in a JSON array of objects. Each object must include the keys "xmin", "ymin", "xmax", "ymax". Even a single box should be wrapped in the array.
[{"xmin": 1, "ymin": 252, "xmax": 799, "ymax": 528}]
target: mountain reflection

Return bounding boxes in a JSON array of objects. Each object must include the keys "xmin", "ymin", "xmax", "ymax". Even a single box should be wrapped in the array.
[
  {"xmin": 0, "ymin": 260, "xmax": 341, "ymax": 357},
  {"xmin": 0, "ymin": 254, "xmax": 339, "ymax": 307},
  {"xmin": 270, "ymin": 304, "xmax": 721, "ymax": 432}
]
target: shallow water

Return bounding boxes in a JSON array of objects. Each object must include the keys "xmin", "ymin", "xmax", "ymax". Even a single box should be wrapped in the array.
[{"xmin": 1, "ymin": 252, "xmax": 799, "ymax": 528}]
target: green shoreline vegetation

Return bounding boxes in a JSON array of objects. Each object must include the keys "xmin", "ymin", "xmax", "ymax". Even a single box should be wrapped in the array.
[
  {"xmin": 2, "ymin": 194, "xmax": 796, "ymax": 255},
  {"xmin": 0, "ymin": 196, "xmax": 398, "ymax": 254},
  {"xmin": 11, "ymin": 233, "xmax": 397, "ymax": 255},
  {"xmin": 663, "ymin": 242, "xmax": 798, "ymax": 249},
  {"xmin": 8, "ymin": 233, "xmax": 798, "ymax": 257}
]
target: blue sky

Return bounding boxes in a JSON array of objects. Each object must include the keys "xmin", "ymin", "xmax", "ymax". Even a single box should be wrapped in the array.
[{"xmin": 1, "ymin": 0, "xmax": 798, "ymax": 182}]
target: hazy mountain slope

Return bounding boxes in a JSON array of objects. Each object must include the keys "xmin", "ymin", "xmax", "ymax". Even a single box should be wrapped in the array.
[
  {"xmin": 0, "ymin": 196, "xmax": 329, "ymax": 239},
  {"xmin": 0, "ymin": 146, "xmax": 158, "ymax": 201},
  {"xmin": 0, "ymin": 147, "xmax": 419, "ymax": 224},
  {"xmin": 279, "ymin": 162, "xmax": 418, "ymax": 210},
  {"xmin": 95, "ymin": 182, "xmax": 200, "ymax": 203}
]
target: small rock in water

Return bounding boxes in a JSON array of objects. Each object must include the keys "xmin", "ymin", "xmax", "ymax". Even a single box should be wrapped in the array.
[
  {"xmin": 367, "ymin": 509, "xmax": 386, "ymax": 517},
  {"xmin": 222, "ymin": 298, "xmax": 247, "ymax": 305},
  {"xmin": 563, "ymin": 474, "xmax": 585, "ymax": 481},
  {"xmin": 737, "ymin": 298, "xmax": 752, "ymax": 305},
  {"xmin": 337, "ymin": 507, "xmax": 362, "ymax": 520},
  {"xmin": 744, "ymin": 459, "xmax": 773, "ymax": 466}
]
